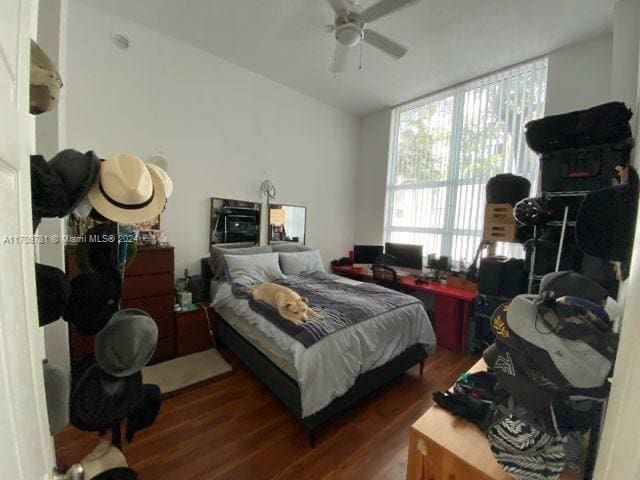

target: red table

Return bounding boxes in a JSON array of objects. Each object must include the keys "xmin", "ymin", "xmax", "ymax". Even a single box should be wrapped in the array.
[{"xmin": 331, "ymin": 265, "xmax": 478, "ymax": 352}]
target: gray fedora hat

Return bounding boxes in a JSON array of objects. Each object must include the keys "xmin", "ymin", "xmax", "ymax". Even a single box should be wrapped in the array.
[{"xmin": 95, "ymin": 309, "xmax": 158, "ymax": 377}]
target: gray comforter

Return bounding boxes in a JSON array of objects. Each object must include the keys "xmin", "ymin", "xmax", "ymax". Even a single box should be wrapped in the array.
[
  {"xmin": 232, "ymin": 273, "xmax": 423, "ymax": 347},
  {"xmin": 214, "ymin": 274, "xmax": 436, "ymax": 417}
]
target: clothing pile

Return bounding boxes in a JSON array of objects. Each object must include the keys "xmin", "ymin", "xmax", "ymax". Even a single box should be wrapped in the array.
[{"xmin": 434, "ymin": 270, "xmax": 620, "ymax": 480}]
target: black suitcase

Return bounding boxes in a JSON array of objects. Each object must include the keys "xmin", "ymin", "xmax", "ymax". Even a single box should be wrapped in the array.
[
  {"xmin": 525, "ymin": 102, "xmax": 633, "ymax": 154},
  {"xmin": 540, "ymin": 140, "xmax": 633, "ymax": 192}
]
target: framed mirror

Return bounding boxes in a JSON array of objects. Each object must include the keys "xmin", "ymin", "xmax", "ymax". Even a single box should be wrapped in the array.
[
  {"xmin": 210, "ymin": 198, "xmax": 261, "ymax": 249},
  {"xmin": 268, "ymin": 204, "xmax": 306, "ymax": 244}
]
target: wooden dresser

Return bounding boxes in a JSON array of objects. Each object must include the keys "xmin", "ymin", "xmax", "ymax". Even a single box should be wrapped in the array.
[
  {"xmin": 66, "ymin": 245, "xmax": 176, "ymax": 365},
  {"xmin": 406, "ymin": 359, "xmax": 582, "ymax": 480}
]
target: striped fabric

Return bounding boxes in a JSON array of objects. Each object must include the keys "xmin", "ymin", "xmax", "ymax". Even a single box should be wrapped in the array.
[
  {"xmin": 386, "ymin": 58, "xmax": 548, "ymax": 263},
  {"xmin": 487, "ymin": 410, "xmax": 566, "ymax": 480}
]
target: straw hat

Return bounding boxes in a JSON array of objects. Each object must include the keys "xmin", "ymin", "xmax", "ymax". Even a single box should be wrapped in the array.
[
  {"xmin": 146, "ymin": 163, "xmax": 172, "ymax": 198},
  {"xmin": 30, "ymin": 40, "xmax": 63, "ymax": 115},
  {"xmin": 88, "ymin": 154, "xmax": 166, "ymax": 224}
]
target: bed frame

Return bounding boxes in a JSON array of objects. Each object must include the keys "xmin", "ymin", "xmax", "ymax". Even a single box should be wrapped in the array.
[
  {"xmin": 202, "ymin": 257, "xmax": 428, "ymax": 444},
  {"xmin": 215, "ymin": 314, "xmax": 427, "ymax": 445}
]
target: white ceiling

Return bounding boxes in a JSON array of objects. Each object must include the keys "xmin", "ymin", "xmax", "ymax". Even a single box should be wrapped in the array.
[{"xmin": 80, "ymin": 0, "xmax": 616, "ymax": 116}]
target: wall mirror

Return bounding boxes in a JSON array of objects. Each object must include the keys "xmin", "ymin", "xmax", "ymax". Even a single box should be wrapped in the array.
[
  {"xmin": 210, "ymin": 198, "xmax": 261, "ymax": 249},
  {"xmin": 268, "ymin": 204, "xmax": 306, "ymax": 244}
]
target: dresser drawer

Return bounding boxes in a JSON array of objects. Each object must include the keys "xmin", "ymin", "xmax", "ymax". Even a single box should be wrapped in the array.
[
  {"xmin": 154, "ymin": 314, "xmax": 175, "ymax": 339},
  {"xmin": 126, "ymin": 247, "xmax": 174, "ymax": 276},
  {"xmin": 122, "ymin": 273, "xmax": 174, "ymax": 299},
  {"xmin": 176, "ymin": 308, "xmax": 213, "ymax": 337},
  {"xmin": 176, "ymin": 332, "xmax": 213, "ymax": 357},
  {"xmin": 121, "ymin": 294, "xmax": 174, "ymax": 319}
]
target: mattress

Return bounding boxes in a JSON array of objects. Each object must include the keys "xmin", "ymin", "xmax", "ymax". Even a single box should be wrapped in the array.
[{"xmin": 215, "ymin": 305, "xmax": 298, "ymax": 379}]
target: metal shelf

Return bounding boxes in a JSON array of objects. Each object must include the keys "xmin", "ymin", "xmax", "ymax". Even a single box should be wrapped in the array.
[
  {"xmin": 543, "ymin": 191, "xmax": 590, "ymax": 198},
  {"xmin": 547, "ymin": 221, "xmax": 577, "ymax": 227}
]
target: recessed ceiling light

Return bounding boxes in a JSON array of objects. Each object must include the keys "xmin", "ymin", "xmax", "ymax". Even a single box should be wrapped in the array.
[{"xmin": 112, "ymin": 34, "xmax": 130, "ymax": 50}]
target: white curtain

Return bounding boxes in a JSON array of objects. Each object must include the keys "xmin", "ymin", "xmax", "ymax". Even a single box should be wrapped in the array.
[{"xmin": 385, "ymin": 58, "xmax": 548, "ymax": 264}]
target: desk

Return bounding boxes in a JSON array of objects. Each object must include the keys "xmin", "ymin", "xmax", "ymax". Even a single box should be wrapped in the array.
[
  {"xmin": 331, "ymin": 265, "xmax": 477, "ymax": 352},
  {"xmin": 406, "ymin": 359, "xmax": 582, "ymax": 480}
]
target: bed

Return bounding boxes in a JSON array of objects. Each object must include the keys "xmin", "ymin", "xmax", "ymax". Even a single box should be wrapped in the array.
[{"xmin": 200, "ymin": 256, "xmax": 437, "ymax": 443}]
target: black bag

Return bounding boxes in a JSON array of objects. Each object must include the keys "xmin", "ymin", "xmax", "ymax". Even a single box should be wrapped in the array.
[
  {"xmin": 486, "ymin": 174, "xmax": 531, "ymax": 205},
  {"xmin": 540, "ymin": 141, "xmax": 632, "ymax": 193},
  {"xmin": 478, "ymin": 257, "xmax": 526, "ymax": 297},
  {"xmin": 186, "ymin": 274, "xmax": 208, "ymax": 303},
  {"xmin": 525, "ymin": 102, "xmax": 633, "ymax": 154}
]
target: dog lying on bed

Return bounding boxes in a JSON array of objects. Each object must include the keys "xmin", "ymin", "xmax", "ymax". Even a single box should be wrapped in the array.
[{"xmin": 250, "ymin": 283, "xmax": 324, "ymax": 326}]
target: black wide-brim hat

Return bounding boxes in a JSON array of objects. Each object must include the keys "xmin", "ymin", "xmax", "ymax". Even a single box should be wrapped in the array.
[
  {"xmin": 126, "ymin": 383, "xmax": 161, "ymax": 443},
  {"xmin": 76, "ymin": 222, "xmax": 138, "ymax": 274},
  {"xmin": 64, "ymin": 267, "xmax": 122, "ymax": 335},
  {"xmin": 49, "ymin": 149, "xmax": 101, "ymax": 217},
  {"xmin": 92, "ymin": 468, "xmax": 138, "ymax": 480},
  {"xmin": 30, "ymin": 155, "xmax": 68, "ymax": 230},
  {"xmin": 76, "ymin": 222, "xmax": 119, "ymax": 274},
  {"xmin": 70, "ymin": 356, "xmax": 143, "ymax": 433},
  {"xmin": 35, "ymin": 263, "xmax": 71, "ymax": 327},
  {"xmin": 539, "ymin": 271, "xmax": 608, "ymax": 304}
]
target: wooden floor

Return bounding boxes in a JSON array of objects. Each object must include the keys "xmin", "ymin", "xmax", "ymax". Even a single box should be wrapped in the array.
[{"xmin": 56, "ymin": 347, "xmax": 478, "ymax": 480}]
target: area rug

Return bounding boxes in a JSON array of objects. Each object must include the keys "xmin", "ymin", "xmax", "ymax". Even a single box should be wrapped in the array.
[{"xmin": 142, "ymin": 349, "xmax": 232, "ymax": 394}]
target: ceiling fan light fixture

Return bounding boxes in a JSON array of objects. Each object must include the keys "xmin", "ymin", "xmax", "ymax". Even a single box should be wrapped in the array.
[{"xmin": 335, "ymin": 23, "xmax": 363, "ymax": 47}]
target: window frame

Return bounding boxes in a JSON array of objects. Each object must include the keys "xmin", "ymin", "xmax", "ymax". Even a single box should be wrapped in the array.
[{"xmin": 384, "ymin": 57, "xmax": 548, "ymax": 262}]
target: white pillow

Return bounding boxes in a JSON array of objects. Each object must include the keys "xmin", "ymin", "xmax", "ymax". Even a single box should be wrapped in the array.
[
  {"xmin": 279, "ymin": 250, "xmax": 325, "ymax": 275},
  {"xmin": 224, "ymin": 252, "xmax": 284, "ymax": 286}
]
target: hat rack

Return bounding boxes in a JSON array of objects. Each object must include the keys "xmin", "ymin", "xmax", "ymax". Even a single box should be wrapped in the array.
[{"xmin": 32, "ymin": 148, "xmax": 171, "ymax": 478}]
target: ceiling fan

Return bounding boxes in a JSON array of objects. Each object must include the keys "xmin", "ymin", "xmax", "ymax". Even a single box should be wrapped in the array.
[{"xmin": 326, "ymin": 0, "xmax": 421, "ymax": 73}]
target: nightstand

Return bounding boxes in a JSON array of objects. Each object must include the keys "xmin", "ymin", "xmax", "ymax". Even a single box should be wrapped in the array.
[{"xmin": 175, "ymin": 305, "xmax": 216, "ymax": 357}]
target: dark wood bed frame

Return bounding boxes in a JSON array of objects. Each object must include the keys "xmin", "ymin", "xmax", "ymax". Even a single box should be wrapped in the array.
[{"xmin": 201, "ymin": 258, "xmax": 429, "ymax": 445}]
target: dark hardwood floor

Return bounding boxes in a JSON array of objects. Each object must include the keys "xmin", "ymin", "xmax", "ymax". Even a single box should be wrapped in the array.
[{"xmin": 56, "ymin": 347, "xmax": 478, "ymax": 480}]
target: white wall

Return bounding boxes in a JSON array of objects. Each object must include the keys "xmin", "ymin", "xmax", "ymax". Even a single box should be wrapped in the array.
[
  {"xmin": 64, "ymin": 1, "xmax": 359, "ymax": 275},
  {"xmin": 611, "ymin": 0, "xmax": 640, "ymax": 135},
  {"xmin": 354, "ymin": 109, "xmax": 393, "ymax": 245},
  {"xmin": 594, "ymin": 4, "xmax": 640, "ymax": 478},
  {"xmin": 545, "ymin": 34, "xmax": 613, "ymax": 116}
]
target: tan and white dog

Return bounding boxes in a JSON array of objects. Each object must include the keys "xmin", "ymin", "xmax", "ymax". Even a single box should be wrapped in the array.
[{"xmin": 250, "ymin": 283, "xmax": 324, "ymax": 326}]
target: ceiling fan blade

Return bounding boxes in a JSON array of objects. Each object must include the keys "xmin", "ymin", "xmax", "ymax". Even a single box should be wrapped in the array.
[
  {"xmin": 362, "ymin": 0, "xmax": 421, "ymax": 23},
  {"xmin": 363, "ymin": 29, "xmax": 408, "ymax": 59},
  {"xmin": 327, "ymin": 0, "xmax": 348, "ymax": 16},
  {"xmin": 331, "ymin": 44, "xmax": 350, "ymax": 73}
]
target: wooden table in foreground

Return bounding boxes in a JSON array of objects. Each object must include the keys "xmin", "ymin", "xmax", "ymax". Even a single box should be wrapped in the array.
[{"xmin": 406, "ymin": 359, "xmax": 582, "ymax": 480}]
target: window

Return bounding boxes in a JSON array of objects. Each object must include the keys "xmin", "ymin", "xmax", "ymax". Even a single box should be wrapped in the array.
[{"xmin": 385, "ymin": 58, "xmax": 547, "ymax": 264}]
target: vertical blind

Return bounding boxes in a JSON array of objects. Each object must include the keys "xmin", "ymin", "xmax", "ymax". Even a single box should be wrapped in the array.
[
  {"xmin": 283, "ymin": 206, "xmax": 306, "ymax": 241},
  {"xmin": 385, "ymin": 58, "xmax": 548, "ymax": 264}
]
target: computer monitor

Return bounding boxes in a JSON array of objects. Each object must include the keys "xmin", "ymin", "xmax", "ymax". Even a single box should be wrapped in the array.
[
  {"xmin": 384, "ymin": 242, "xmax": 423, "ymax": 270},
  {"xmin": 353, "ymin": 245, "xmax": 384, "ymax": 264}
]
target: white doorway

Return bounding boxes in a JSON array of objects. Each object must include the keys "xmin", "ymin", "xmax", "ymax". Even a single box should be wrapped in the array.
[{"xmin": 0, "ymin": 0, "xmax": 57, "ymax": 478}]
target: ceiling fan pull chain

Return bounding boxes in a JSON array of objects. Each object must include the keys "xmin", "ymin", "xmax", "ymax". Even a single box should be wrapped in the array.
[{"xmin": 359, "ymin": 42, "xmax": 363, "ymax": 71}]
